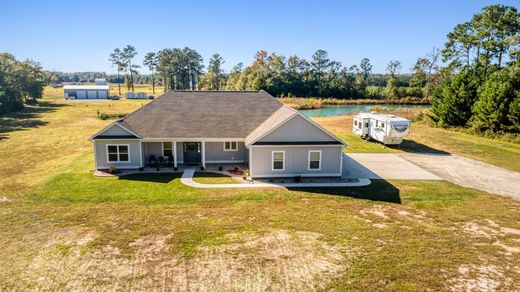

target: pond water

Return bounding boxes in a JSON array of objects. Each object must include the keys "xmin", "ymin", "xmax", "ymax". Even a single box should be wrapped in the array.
[{"xmin": 300, "ymin": 104, "xmax": 430, "ymax": 117}]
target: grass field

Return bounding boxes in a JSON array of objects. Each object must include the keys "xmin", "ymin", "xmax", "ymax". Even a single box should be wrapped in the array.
[{"xmin": 1, "ymin": 96, "xmax": 519, "ymax": 290}]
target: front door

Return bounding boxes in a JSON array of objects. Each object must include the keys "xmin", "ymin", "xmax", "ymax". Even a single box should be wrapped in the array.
[{"xmin": 183, "ymin": 142, "xmax": 201, "ymax": 165}]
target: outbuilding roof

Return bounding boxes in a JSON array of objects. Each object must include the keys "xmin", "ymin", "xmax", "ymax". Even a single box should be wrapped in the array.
[
  {"xmin": 118, "ymin": 90, "xmax": 285, "ymax": 139},
  {"xmin": 63, "ymin": 85, "xmax": 110, "ymax": 90}
]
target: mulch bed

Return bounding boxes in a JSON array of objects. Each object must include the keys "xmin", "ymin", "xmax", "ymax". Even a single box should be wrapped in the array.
[{"xmin": 227, "ymin": 169, "xmax": 244, "ymax": 175}]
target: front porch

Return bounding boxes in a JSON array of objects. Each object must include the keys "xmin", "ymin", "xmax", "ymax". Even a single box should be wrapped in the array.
[{"xmin": 141, "ymin": 140, "xmax": 248, "ymax": 170}]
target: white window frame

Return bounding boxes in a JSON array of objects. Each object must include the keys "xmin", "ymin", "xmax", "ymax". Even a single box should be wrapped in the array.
[
  {"xmin": 223, "ymin": 141, "xmax": 238, "ymax": 152},
  {"xmin": 162, "ymin": 141, "xmax": 173, "ymax": 157},
  {"xmin": 308, "ymin": 150, "xmax": 322, "ymax": 171},
  {"xmin": 106, "ymin": 144, "xmax": 130, "ymax": 163},
  {"xmin": 271, "ymin": 150, "xmax": 285, "ymax": 171}
]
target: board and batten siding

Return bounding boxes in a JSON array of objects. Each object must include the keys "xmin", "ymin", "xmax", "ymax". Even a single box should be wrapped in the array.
[
  {"xmin": 94, "ymin": 140, "xmax": 142, "ymax": 169},
  {"xmin": 101, "ymin": 124, "xmax": 135, "ymax": 136},
  {"xmin": 205, "ymin": 142, "xmax": 247, "ymax": 162},
  {"xmin": 250, "ymin": 146, "xmax": 343, "ymax": 177},
  {"xmin": 258, "ymin": 114, "xmax": 336, "ymax": 143}
]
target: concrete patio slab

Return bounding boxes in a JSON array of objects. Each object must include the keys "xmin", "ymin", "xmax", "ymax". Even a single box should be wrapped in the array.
[{"xmin": 343, "ymin": 153, "xmax": 441, "ymax": 180}]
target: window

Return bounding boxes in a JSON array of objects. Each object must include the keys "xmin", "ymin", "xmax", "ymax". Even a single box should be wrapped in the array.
[
  {"xmin": 382, "ymin": 123, "xmax": 385, "ymax": 129},
  {"xmin": 365, "ymin": 122, "xmax": 369, "ymax": 127},
  {"xmin": 163, "ymin": 142, "xmax": 173, "ymax": 157},
  {"xmin": 308, "ymin": 150, "xmax": 321, "ymax": 170},
  {"xmin": 224, "ymin": 141, "xmax": 238, "ymax": 151},
  {"xmin": 272, "ymin": 151, "xmax": 285, "ymax": 171},
  {"xmin": 107, "ymin": 144, "xmax": 129, "ymax": 163}
]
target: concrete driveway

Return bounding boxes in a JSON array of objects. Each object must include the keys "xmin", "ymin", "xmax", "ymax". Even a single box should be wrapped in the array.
[
  {"xmin": 343, "ymin": 153, "xmax": 520, "ymax": 200},
  {"xmin": 343, "ymin": 153, "xmax": 441, "ymax": 180},
  {"xmin": 398, "ymin": 153, "xmax": 520, "ymax": 200}
]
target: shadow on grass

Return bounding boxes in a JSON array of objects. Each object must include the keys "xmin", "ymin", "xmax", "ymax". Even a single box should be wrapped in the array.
[
  {"xmin": 393, "ymin": 139, "xmax": 450, "ymax": 155},
  {"xmin": 117, "ymin": 172, "xmax": 182, "ymax": 183},
  {"xmin": 288, "ymin": 180, "xmax": 401, "ymax": 203},
  {"xmin": 0, "ymin": 101, "xmax": 66, "ymax": 140}
]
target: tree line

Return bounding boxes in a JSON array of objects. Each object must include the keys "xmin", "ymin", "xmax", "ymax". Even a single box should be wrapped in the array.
[
  {"xmin": 431, "ymin": 4, "xmax": 520, "ymax": 134},
  {"xmin": 0, "ymin": 53, "xmax": 45, "ymax": 114},
  {"xmin": 109, "ymin": 48, "xmax": 440, "ymax": 100}
]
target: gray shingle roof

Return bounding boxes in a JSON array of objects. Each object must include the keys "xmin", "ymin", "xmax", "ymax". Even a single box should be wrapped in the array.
[{"xmin": 119, "ymin": 90, "xmax": 284, "ymax": 139}]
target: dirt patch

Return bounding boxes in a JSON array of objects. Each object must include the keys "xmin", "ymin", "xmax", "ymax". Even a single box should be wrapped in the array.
[
  {"xmin": 461, "ymin": 220, "xmax": 520, "ymax": 239},
  {"xmin": 449, "ymin": 264, "xmax": 513, "ymax": 291},
  {"xmin": 0, "ymin": 196, "xmax": 12, "ymax": 203},
  {"xmin": 356, "ymin": 205, "xmax": 432, "ymax": 228},
  {"xmin": 15, "ymin": 229, "xmax": 351, "ymax": 291}
]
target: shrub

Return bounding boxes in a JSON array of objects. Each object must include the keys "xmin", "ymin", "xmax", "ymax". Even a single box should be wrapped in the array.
[{"xmin": 108, "ymin": 166, "xmax": 117, "ymax": 174}]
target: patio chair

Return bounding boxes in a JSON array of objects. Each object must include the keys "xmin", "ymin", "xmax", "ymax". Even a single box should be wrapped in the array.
[
  {"xmin": 167, "ymin": 154, "xmax": 174, "ymax": 166},
  {"xmin": 148, "ymin": 155, "xmax": 157, "ymax": 167},
  {"xmin": 158, "ymin": 156, "xmax": 165, "ymax": 165}
]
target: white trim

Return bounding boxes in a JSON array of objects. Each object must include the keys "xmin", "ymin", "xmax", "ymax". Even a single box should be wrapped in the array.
[
  {"xmin": 339, "ymin": 148, "xmax": 344, "ymax": 176},
  {"xmin": 271, "ymin": 150, "xmax": 285, "ymax": 171},
  {"xmin": 246, "ymin": 111, "xmax": 298, "ymax": 146},
  {"xmin": 250, "ymin": 144, "xmax": 343, "ymax": 148},
  {"xmin": 93, "ymin": 141, "xmax": 98, "ymax": 170},
  {"xmin": 89, "ymin": 122, "xmax": 141, "ymax": 141},
  {"xmin": 139, "ymin": 141, "xmax": 143, "ymax": 167},
  {"xmin": 308, "ymin": 150, "xmax": 322, "ymax": 171},
  {"xmin": 88, "ymin": 138, "xmax": 139, "ymax": 141},
  {"xmin": 249, "ymin": 147, "xmax": 253, "ymax": 177},
  {"xmin": 141, "ymin": 138, "xmax": 244, "ymax": 142},
  {"xmin": 252, "ymin": 173, "xmax": 342, "ymax": 178},
  {"xmin": 106, "ymin": 144, "xmax": 131, "ymax": 163},
  {"xmin": 201, "ymin": 141, "xmax": 206, "ymax": 168},
  {"xmin": 223, "ymin": 141, "xmax": 238, "ymax": 151},
  {"xmin": 205, "ymin": 160, "xmax": 246, "ymax": 163},
  {"xmin": 173, "ymin": 141, "xmax": 178, "ymax": 167}
]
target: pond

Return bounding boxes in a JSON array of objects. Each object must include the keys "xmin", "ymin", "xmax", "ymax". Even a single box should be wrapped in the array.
[{"xmin": 300, "ymin": 104, "xmax": 430, "ymax": 117}]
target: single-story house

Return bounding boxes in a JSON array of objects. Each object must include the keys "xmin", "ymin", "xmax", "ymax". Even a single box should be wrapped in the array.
[
  {"xmin": 64, "ymin": 79, "xmax": 109, "ymax": 99},
  {"xmin": 89, "ymin": 90, "xmax": 346, "ymax": 178}
]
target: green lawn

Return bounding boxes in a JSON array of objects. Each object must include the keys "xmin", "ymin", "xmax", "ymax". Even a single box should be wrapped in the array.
[
  {"xmin": 192, "ymin": 171, "xmax": 238, "ymax": 184},
  {"xmin": 1, "ymin": 97, "xmax": 520, "ymax": 290}
]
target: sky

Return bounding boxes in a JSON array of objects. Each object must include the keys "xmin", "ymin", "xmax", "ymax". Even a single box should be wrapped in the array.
[{"xmin": 0, "ymin": 0, "xmax": 518, "ymax": 74}]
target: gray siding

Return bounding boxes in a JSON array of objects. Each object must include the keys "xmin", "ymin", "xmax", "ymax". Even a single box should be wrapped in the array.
[
  {"xmin": 250, "ymin": 146, "xmax": 343, "ymax": 177},
  {"xmin": 142, "ymin": 142, "xmax": 184, "ymax": 163},
  {"xmin": 205, "ymin": 142, "xmax": 247, "ymax": 162},
  {"xmin": 258, "ymin": 114, "xmax": 336, "ymax": 142},
  {"xmin": 101, "ymin": 124, "xmax": 134, "ymax": 136},
  {"xmin": 94, "ymin": 140, "xmax": 142, "ymax": 169}
]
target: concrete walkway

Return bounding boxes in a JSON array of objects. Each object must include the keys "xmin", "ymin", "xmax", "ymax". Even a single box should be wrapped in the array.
[
  {"xmin": 180, "ymin": 169, "xmax": 371, "ymax": 188},
  {"xmin": 343, "ymin": 153, "xmax": 441, "ymax": 180},
  {"xmin": 399, "ymin": 153, "xmax": 520, "ymax": 200}
]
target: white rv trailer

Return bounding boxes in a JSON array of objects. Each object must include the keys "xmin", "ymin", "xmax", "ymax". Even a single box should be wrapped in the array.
[{"xmin": 352, "ymin": 112, "xmax": 411, "ymax": 145}]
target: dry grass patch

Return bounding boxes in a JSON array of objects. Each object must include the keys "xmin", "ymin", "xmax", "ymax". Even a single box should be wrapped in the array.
[{"xmin": 11, "ymin": 229, "xmax": 351, "ymax": 291}]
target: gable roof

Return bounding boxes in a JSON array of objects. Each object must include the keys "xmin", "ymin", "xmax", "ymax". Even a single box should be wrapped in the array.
[
  {"xmin": 118, "ymin": 90, "xmax": 284, "ymax": 139},
  {"xmin": 89, "ymin": 122, "xmax": 140, "ymax": 140},
  {"xmin": 244, "ymin": 106, "xmax": 296, "ymax": 145},
  {"xmin": 245, "ymin": 106, "xmax": 347, "ymax": 146}
]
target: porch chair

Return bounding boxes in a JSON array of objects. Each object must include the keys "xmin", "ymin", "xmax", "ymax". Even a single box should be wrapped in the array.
[{"xmin": 148, "ymin": 155, "xmax": 157, "ymax": 167}]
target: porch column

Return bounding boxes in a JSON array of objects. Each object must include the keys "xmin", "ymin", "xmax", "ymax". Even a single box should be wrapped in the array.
[
  {"xmin": 173, "ymin": 141, "xmax": 178, "ymax": 168},
  {"xmin": 201, "ymin": 141, "xmax": 206, "ymax": 169}
]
